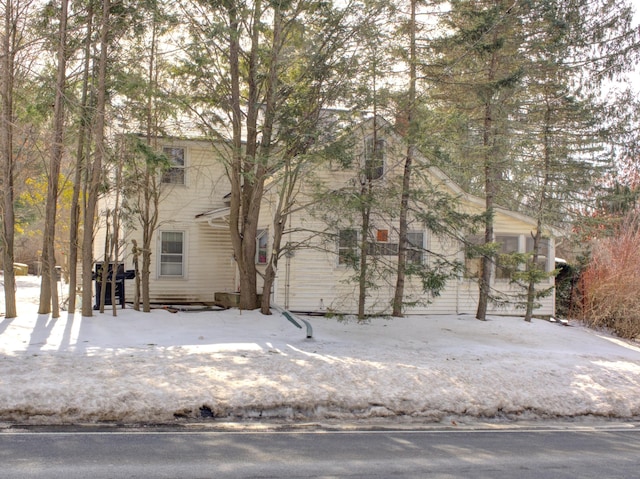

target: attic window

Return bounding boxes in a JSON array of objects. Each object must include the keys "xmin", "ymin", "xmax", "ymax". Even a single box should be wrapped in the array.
[
  {"xmin": 376, "ymin": 229, "xmax": 389, "ymax": 242},
  {"xmin": 364, "ymin": 137, "xmax": 385, "ymax": 180}
]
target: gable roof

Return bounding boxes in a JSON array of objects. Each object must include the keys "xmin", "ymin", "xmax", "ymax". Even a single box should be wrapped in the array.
[{"xmin": 361, "ymin": 116, "xmax": 563, "ymax": 235}]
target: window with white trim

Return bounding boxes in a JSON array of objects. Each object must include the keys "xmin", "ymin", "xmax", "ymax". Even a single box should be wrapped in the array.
[
  {"xmin": 364, "ymin": 137, "xmax": 385, "ymax": 180},
  {"xmin": 159, "ymin": 231, "xmax": 185, "ymax": 277},
  {"xmin": 465, "ymin": 235, "xmax": 484, "ymax": 278},
  {"xmin": 406, "ymin": 232, "xmax": 425, "ymax": 265},
  {"xmin": 526, "ymin": 237, "xmax": 550, "ymax": 272},
  {"xmin": 162, "ymin": 147, "xmax": 185, "ymax": 185},
  {"xmin": 495, "ymin": 234, "xmax": 519, "ymax": 280},
  {"xmin": 256, "ymin": 229, "xmax": 268, "ymax": 265},
  {"xmin": 338, "ymin": 229, "xmax": 358, "ymax": 265}
]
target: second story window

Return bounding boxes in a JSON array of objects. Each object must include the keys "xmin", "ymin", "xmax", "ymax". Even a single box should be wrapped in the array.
[{"xmin": 162, "ymin": 147, "xmax": 185, "ymax": 185}]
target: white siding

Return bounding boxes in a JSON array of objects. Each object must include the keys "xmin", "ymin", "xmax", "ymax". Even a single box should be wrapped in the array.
[
  {"xmin": 272, "ymin": 121, "xmax": 556, "ymax": 317},
  {"xmin": 100, "ymin": 138, "xmax": 237, "ymax": 304},
  {"xmin": 99, "ymin": 122, "xmax": 557, "ymax": 316}
]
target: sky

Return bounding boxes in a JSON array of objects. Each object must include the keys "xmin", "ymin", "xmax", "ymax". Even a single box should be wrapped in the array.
[{"xmin": 1, "ymin": 274, "xmax": 639, "ymax": 426}]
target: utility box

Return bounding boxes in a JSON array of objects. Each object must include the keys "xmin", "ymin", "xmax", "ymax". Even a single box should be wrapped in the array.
[{"xmin": 93, "ymin": 263, "xmax": 135, "ymax": 309}]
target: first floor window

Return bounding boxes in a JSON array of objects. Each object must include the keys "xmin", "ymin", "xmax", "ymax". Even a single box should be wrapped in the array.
[
  {"xmin": 495, "ymin": 234, "xmax": 520, "ymax": 280},
  {"xmin": 464, "ymin": 233, "xmax": 552, "ymax": 281},
  {"xmin": 256, "ymin": 229, "xmax": 268, "ymax": 264},
  {"xmin": 465, "ymin": 235, "xmax": 484, "ymax": 278},
  {"xmin": 160, "ymin": 231, "xmax": 184, "ymax": 276},
  {"xmin": 367, "ymin": 241, "xmax": 398, "ymax": 256},
  {"xmin": 338, "ymin": 229, "xmax": 358, "ymax": 265},
  {"xmin": 526, "ymin": 236, "xmax": 550, "ymax": 272},
  {"xmin": 406, "ymin": 232, "xmax": 424, "ymax": 265}
]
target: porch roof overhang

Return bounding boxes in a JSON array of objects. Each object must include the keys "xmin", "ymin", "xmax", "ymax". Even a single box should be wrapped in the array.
[{"xmin": 195, "ymin": 207, "xmax": 230, "ymax": 229}]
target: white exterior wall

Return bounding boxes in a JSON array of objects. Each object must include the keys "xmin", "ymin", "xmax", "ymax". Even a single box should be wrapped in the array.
[
  {"xmin": 271, "ymin": 121, "xmax": 556, "ymax": 317},
  {"xmin": 100, "ymin": 121, "xmax": 557, "ymax": 315},
  {"xmin": 275, "ymin": 205, "xmax": 556, "ymax": 316},
  {"xmin": 99, "ymin": 138, "xmax": 236, "ymax": 304}
]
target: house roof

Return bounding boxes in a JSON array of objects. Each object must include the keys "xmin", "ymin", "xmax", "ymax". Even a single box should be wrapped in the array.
[
  {"xmin": 190, "ymin": 114, "xmax": 563, "ymax": 237},
  {"xmin": 195, "ymin": 207, "xmax": 230, "ymax": 228},
  {"xmin": 363, "ymin": 116, "xmax": 565, "ymax": 237}
]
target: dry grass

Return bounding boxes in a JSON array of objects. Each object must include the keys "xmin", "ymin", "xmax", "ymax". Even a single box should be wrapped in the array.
[{"xmin": 578, "ymin": 212, "xmax": 640, "ymax": 339}]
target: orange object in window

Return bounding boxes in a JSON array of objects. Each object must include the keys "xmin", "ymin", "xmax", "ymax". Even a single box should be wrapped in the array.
[{"xmin": 377, "ymin": 229, "xmax": 388, "ymax": 242}]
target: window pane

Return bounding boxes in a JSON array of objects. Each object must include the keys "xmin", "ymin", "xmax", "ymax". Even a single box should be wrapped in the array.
[
  {"xmin": 526, "ymin": 237, "xmax": 549, "ymax": 256},
  {"xmin": 495, "ymin": 235, "xmax": 518, "ymax": 279},
  {"xmin": 365, "ymin": 137, "xmax": 384, "ymax": 180},
  {"xmin": 162, "ymin": 168, "xmax": 185, "ymax": 185},
  {"xmin": 163, "ymin": 147, "xmax": 184, "ymax": 166},
  {"xmin": 162, "ymin": 147, "xmax": 185, "ymax": 184},
  {"xmin": 161, "ymin": 262, "xmax": 183, "ymax": 276},
  {"xmin": 464, "ymin": 235, "xmax": 484, "ymax": 278},
  {"xmin": 256, "ymin": 230, "xmax": 268, "ymax": 264},
  {"xmin": 526, "ymin": 237, "xmax": 550, "ymax": 271},
  {"xmin": 496, "ymin": 235, "xmax": 519, "ymax": 253},
  {"xmin": 338, "ymin": 229, "xmax": 358, "ymax": 265},
  {"xmin": 407, "ymin": 232, "xmax": 424, "ymax": 264},
  {"xmin": 367, "ymin": 242, "xmax": 398, "ymax": 256},
  {"xmin": 339, "ymin": 229, "xmax": 358, "ymax": 247},
  {"xmin": 160, "ymin": 232, "xmax": 184, "ymax": 276}
]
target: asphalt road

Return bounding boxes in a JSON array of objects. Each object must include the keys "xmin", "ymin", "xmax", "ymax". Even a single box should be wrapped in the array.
[{"xmin": 1, "ymin": 425, "xmax": 639, "ymax": 478}]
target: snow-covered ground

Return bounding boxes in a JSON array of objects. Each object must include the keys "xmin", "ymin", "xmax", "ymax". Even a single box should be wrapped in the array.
[{"xmin": 1, "ymin": 274, "xmax": 640, "ymax": 426}]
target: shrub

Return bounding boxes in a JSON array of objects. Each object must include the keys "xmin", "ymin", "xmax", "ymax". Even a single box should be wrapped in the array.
[{"xmin": 578, "ymin": 211, "xmax": 640, "ymax": 339}]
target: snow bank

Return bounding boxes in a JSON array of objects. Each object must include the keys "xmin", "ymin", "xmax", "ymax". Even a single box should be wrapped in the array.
[{"xmin": 1, "ymin": 275, "xmax": 639, "ymax": 425}]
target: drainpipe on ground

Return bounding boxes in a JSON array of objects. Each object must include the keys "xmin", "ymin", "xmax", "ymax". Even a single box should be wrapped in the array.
[{"xmin": 271, "ymin": 304, "xmax": 313, "ymax": 339}]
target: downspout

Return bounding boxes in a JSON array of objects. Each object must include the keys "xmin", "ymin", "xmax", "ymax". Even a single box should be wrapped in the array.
[
  {"xmin": 284, "ymin": 215, "xmax": 291, "ymax": 310},
  {"xmin": 272, "ymin": 304, "xmax": 313, "ymax": 339}
]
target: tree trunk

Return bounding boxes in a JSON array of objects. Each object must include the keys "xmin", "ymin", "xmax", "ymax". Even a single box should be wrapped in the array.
[
  {"xmin": 39, "ymin": 0, "xmax": 68, "ymax": 318},
  {"xmin": 476, "ymin": 37, "xmax": 500, "ymax": 322},
  {"xmin": 99, "ymin": 211, "xmax": 110, "ymax": 313},
  {"xmin": 226, "ymin": 0, "xmax": 265, "ymax": 311},
  {"xmin": 393, "ymin": 0, "xmax": 417, "ymax": 317},
  {"xmin": 524, "ymin": 98, "xmax": 553, "ymax": 322},
  {"xmin": 260, "ymin": 210, "xmax": 283, "ymax": 315},
  {"xmin": 141, "ymin": 229, "xmax": 152, "ymax": 312},
  {"xmin": 82, "ymin": 0, "xmax": 110, "ymax": 317},
  {"xmin": 67, "ymin": 1, "xmax": 94, "ymax": 314},
  {"xmin": 140, "ymin": 18, "xmax": 160, "ymax": 313},
  {"xmin": 110, "ymin": 158, "xmax": 122, "ymax": 315},
  {"xmin": 0, "ymin": 0, "xmax": 17, "ymax": 318},
  {"xmin": 358, "ymin": 188, "xmax": 371, "ymax": 321},
  {"xmin": 132, "ymin": 239, "xmax": 140, "ymax": 310}
]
